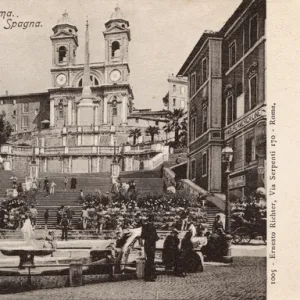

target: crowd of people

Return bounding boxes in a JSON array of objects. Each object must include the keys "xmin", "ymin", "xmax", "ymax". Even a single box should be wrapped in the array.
[{"xmin": 78, "ymin": 180, "xmax": 207, "ymax": 234}]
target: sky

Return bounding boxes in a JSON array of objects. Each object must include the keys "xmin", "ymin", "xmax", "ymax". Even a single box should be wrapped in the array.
[{"xmin": 0, "ymin": 0, "xmax": 242, "ymax": 110}]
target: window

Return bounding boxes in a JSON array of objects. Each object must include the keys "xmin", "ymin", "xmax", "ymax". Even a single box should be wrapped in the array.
[
  {"xmin": 112, "ymin": 41, "xmax": 120, "ymax": 58},
  {"xmin": 13, "ymin": 124, "xmax": 17, "ymax": 132},
  {"xmin": 155, "ymin": 121, "xmax": 159, "ymax": 126},
  {"xmin": 181, "ymin": 100, "xmax": 185, "ymax": 109},
  {"xmin": 249, "ymin": 75, "xmax": 257, "ymax": 110},
  {"xmin": 22, "ymin": 116, "xmax": 29, "ymax": 128},
  {"xmin": 173, "ymin": 85, "xmax": 176, "ymax": 92},
  {"xmin": 245, "ymin": 137, "xmax": 256, "ymax": 163},
  {"xmin": 191, "ymin": 117, "xmax": 196, "ymax": 141},
  {"xmin": 35, "ymin": 109, "xmax": 39, "ymax": 116},
  {"xmin": 202, "ymin": 105, "xmax": 208, "ymax": 132},
  {"xmin": 23, "ymin": 103, "xmax": 29, "ymax": 113},
  {"xmin": 202, "ymin": 152, "xmax": 207, "ymax": 177},
  {"xmin": 249, "ymin": 14, "xmax": 258, "ymax": 47},
  {"xmin": 135, "ymin": 118, "xmax": 139, "ymax": 123},
  {"xmin": 190, "ymin": 73, "xmax": 196, "ymax": 97},
  {"xmin": 180, "ymin": 86, "xmax": 185, "ymax": 94},
  {"xmin": 112, "ymin": 107, "xmax": 118, "ymax": 116},
  {"xmin": 229, "ymin": 41, "xmax": 236, "ymax": 68},
  {"xmin": 12, "ymin": 110, "xmax": 16, "ymax": 117},
  {"xmin": 173, "ymin": 98, "xmax": 176, "ymax": 106},
  {"xmin": 58, "ymin": 46, "xmax": 67, "ymax": 63},
  {"xmin": 58, "ymin": 100, "xmax": 64, "ymax": 119},
  {"xmin": 78, "ymin": 75, "xmax": 100, "ymax": 87},
  {"xmin": 202, "ymin": 58, "xmax": 208, "ymax": 83},
  {"xmin": 191, "ymin": 159, "xmax": 196, "ymax": 180},
  {"xmin": 226, "ymin": 95, "xmax": 236, "ymax": 125}
]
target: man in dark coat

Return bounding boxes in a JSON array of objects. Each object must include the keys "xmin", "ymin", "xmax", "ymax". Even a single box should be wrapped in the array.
[
  {"xmin": 162, "ymin": 229, "xmax": 180, "ymax": 271},
  {"xmin": 60, "ymin": 214, "xmax": 69, "ymax": 241},
  {"xmin": 70, "ymin": 176, "xmax": 77, "ymax": 191},
  {"xmin": 141, "ymin": 215, "xmax": 159, "ymax": 282}
]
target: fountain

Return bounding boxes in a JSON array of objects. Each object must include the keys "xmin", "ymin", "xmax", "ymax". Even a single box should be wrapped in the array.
[{"xmin": 0, "ymin": 217, "xmax": 55, "ymax": 269}]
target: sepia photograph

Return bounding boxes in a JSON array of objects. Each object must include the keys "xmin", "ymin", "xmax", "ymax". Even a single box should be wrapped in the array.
[{"xmin": 0, "ymin": 0, "xmax": 272, "ymax": 299}]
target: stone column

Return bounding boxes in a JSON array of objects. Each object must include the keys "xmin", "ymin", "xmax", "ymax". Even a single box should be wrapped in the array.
[
  {"xmin": 68, "ymin": 156, "xmax": 72, "ymax": 173},
  {"xmin": 94, "ymin": 106, "xmax": 99, "ymax": 126},
  {"xmin": 121, "ymin": 93, "xmax": 127, "ymax": 124},
  {"xmin": 77, "ymin": 108, "xmax": 80, "ymax": 126},
  {"xmin": 103, "ymin": 96, "xmax": 108, "ymax": 124},
  {"xmin": 68, "ymin": 99, "xmax": 72, "ymax": 126},
  {"xmin": 50, "ymin": 98, "xmax": 55, "ymax": 127}
]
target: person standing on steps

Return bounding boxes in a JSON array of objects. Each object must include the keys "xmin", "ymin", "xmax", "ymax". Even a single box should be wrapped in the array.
[
  {"xmin": 66, "ymin": 206, "xmax": 75, "ymax": 228},
  {"xmin": 70, "ymin": 176, "xmax": 77, "ymax": 191},
  {"xmin": 44, "ymin": 177, "xmax": 50, "ymax": 197},
  {"xmin": 64, "ymin": 176, "xmax": 68, "ymax": 191},
  {"xmin": 44, "ymin": 209, "xmax": 50, "ymax": 230},
  {"xmin": 175, "ymin": 155, "xmax": 181, "ymax": 165},
  {"xmin": 60, "ymin": 214, "xmax": 69, "ymax": 241},
  {"xmin": 141, "ymin": 214, "xmax": 159, "ymax": 282},
  {"xmin": 50, "ymin": 180, "xmax": 56, "ymax": 195}
]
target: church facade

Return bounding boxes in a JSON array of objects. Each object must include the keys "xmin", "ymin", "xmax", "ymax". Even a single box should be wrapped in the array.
[
  {"xmin": 1, "ymin": 7, "xmax": 133, "ymax": 133},
  {"xmin": 0, "ymin": 7, "xmax": 169, "ymax": 175}
]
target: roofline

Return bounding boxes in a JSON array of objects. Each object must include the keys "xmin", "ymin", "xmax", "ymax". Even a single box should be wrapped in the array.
[
  {"xmin": 219, "ymin": 0, "xmax": 257, "ymax": 37},
  {"xmin": 177, "ymin": 0, "xmax": 261, "ymax": 76},
  {"xmin": 177, "ymin": 34, "xmax": 220, "ymax": 76},
  {"xmin": 0, "ymin": 92, "xmax": 49, "ymax": 99}
]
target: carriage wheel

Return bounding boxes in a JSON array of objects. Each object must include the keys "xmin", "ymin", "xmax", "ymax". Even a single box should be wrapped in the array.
[{"xmin": 233, "ymin": 227, "xmax": 251, "ymax": 244}]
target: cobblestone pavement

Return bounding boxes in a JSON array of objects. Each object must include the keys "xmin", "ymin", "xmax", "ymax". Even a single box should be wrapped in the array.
[{"xmin": 1, "ymin": 257, "xmax": 266, "ymax": 300}]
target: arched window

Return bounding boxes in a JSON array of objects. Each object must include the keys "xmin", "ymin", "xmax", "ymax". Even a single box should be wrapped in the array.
[
  {"xmin": 77, "ymin": 75, "xmax": 100, "ymax": 87},
  {"xmin": 58, "ymin": 100, "xmax": 64, "ymax": 119},
  {"xmin": 112, "ymin": 41, "xmax": 120, "ymax": 58},
  {"xmin": 58, "ymin": 46, "xmax": 67, "ymax": 63}
]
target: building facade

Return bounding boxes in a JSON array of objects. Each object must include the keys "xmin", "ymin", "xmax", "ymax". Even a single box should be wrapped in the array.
[
  {"xmin": 178, "ymin": 0, "xmax": 266, "ymax": 199},
  {"xmin": 163, "ymin": 74, "xmax": 188, "ymax": 112}
]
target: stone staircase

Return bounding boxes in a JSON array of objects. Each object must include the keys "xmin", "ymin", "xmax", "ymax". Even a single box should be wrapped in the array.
[
  {"xmin": 35, "ymin": 172, "xmax": 164, "ymax": 229},
  {"xmin": 0, "ymin": 170, "xmax": 26, "ymax": 197},
  {"xmin": 163, "ymin": 151, "xmax": 187, "ymax": 169},
  {"xmin": 204, "ymin": 206, "xmax": 222, "ymax": 231}
]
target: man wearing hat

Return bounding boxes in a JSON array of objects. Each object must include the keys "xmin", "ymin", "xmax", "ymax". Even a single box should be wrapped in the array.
[
  {"xmin": 60, "ymin": 214, "xmax": 69, "ymax": 241},
  {"xmin": 162, "ymin": 228, "xmax": 180, "ymax": 272},
  {"xmin": 141, "ymin": 214, "xmax": 159, "ymax": 282}
]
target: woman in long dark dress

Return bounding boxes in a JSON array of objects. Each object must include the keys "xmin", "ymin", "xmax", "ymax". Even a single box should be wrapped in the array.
[
  {"xmin": 180, "ymin": 230, "xmax": 202, "ymax": 273},
  {"xmin": 162, "ymin": 229, "xmax": 180, "ymax": 271}
]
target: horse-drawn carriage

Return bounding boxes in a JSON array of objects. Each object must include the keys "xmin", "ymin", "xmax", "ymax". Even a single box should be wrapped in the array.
[{"xmin": 231, "ymin": 215, "xmax": 266, "ymax": 244}]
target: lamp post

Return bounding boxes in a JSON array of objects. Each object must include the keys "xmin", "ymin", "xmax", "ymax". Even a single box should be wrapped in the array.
[
  {"xmin": 221, "ymin": 146, "xmax": 233, "ymax": 233},
  {"xmin": 113, "ymin": 138, "xmax": 118, "ymax": 163}
]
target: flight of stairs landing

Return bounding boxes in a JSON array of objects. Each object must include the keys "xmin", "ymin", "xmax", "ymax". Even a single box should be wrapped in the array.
[{"xmin": 164, "ymin": 152, "xmax": 187, "ymax": 169}]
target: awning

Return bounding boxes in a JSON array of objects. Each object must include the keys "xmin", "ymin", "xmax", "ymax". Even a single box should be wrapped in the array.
[{"xmin": 41, "ymin": 119, "xmax": 50, "ymax": 124}]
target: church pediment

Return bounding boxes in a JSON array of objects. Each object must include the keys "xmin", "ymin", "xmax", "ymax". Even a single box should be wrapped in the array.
[
  {"xmin": 104, "ymin": 25, "xmax": 128, "ymax": 34},
  {"xmin": 51, "ymin": 30, "xmax": 75, "ymax": 39}
]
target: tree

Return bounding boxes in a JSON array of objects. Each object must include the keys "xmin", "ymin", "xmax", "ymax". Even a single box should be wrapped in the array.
[
  {"xmin": 163, "ymin": 108, "xmax": 186, "ymax": 146},
  {"xmin": 128, "ymin": 128, "xmax": 142, "ymax": 145},
  {"xmin": 0, "ymin": 111, "xmax": 12, "ymax": 146},
  {"xmin": 145, "ymin": 126, "xmax": 159, "ymax": 143}
]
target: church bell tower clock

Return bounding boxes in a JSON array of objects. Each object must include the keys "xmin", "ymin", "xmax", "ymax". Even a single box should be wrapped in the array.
[
  {"xmin": 50, "ymin": 11, "xmax": 78, "ymax": 87},
  {"xmin": 103, "ymin": 5, "xmax": 131, "ymax": 84}
]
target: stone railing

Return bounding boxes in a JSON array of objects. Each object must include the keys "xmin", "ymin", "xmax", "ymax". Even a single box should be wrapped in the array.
[
  {"xmin": 1, "ymin": 143, "xmax": 166, "ymax": 157},
  {"xmin": 143, "ymin": 153, "xmax": 164, "ymax": 170},
  {"xmin": 181, "ymin": 179, "xmax": 225, "ymax": 211},
  {"xmin": 163, "ymin": 167, "xmax": 176, "ymax": 188},
  {"xmin": 44, "ymin": 147, "xmax": 65, "ymax": 154}
]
